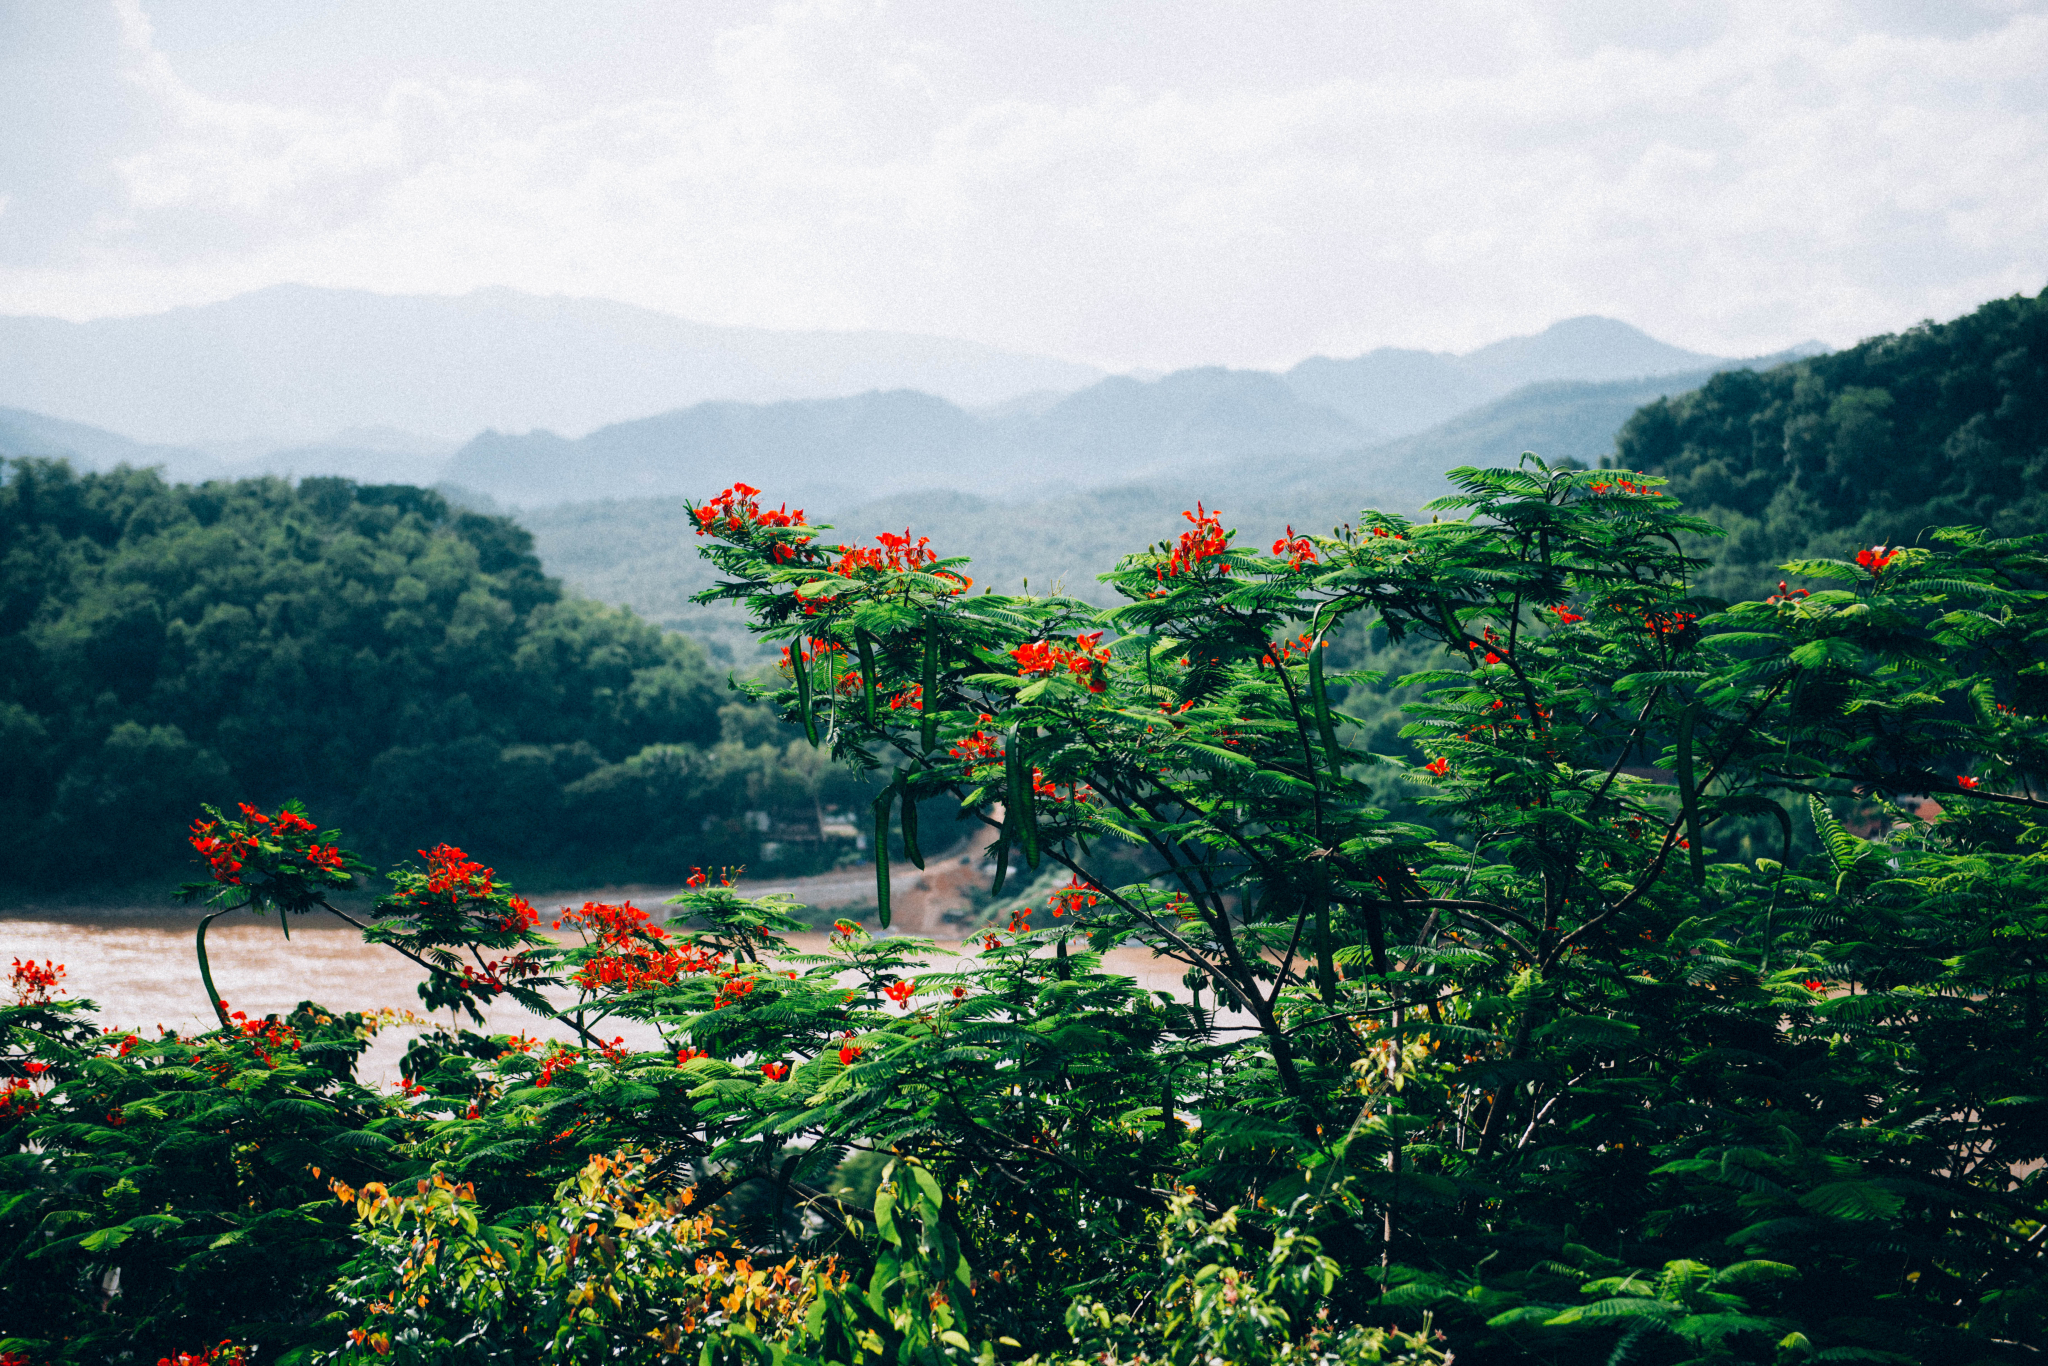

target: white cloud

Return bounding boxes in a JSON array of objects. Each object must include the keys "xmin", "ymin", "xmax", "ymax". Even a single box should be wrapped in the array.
[{"xmin": 2, "ymin": 0, "xmax": 2044, "ymax": 368}]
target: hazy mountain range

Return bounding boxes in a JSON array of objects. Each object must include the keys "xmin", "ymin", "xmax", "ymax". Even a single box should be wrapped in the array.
[
  {"xmin": 0, "ymin": 286, "xmax": 1822, "ymax": 510},
  {"xmin": 0, "ymin": 285, "xmax": 1106, "ymax": 446},
  {"xmin": 0, "ymin": 285, "xmax": 1827, "ymax": 664},
  {"xmin": 514, "ymin": 362, "xmax": 1815, "ymax": 664}
]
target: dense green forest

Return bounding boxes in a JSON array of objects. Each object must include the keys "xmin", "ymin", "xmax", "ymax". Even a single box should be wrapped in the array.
[
  {"xmin": 0, "ymin": 461, "xmax": 873, "ymax": 891},
  {"xmin": 1617, "ymin": 286, "xmax": 2048, "ymax": 597}
]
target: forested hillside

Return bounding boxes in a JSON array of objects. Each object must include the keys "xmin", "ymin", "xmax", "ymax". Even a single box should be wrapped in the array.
[
  {"xmin": 0, "ymin": 460, "xmax": 871, "ymax": 892},
  {"xmin": 1617, "ymin": 287, "xmax": 2048, "ymax": 597}
]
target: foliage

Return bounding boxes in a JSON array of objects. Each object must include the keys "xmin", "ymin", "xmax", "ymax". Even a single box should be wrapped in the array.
[
  {"xmin": 4, "ymin": 465, "xmax": 2047, "ymax": 1364},
  {"xmin": 0, "ymin": 460, "xmax": 875, "ymax": 891},
  {"xmin": 1615, "ymin": 284, "xmax": 2048, "ymax": 600}
]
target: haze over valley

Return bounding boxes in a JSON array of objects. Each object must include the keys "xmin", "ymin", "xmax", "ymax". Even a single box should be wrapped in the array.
[{"xmin": 0, "ymin": 287, "xmax": 1828, "ymax": 663}]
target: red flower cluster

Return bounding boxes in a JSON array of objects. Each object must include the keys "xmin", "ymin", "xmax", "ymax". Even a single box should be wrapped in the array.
[
  {"xmin": 1640, "ymin": 609, "xmax": 1697, "ymax": 637},
  {"xmin": 1549, "ymin": 604, "xmax": 1585, "ymax": 625},
  {"xmin": 10, "ymin": 957, "xmax": 65, "ymax": 1007},
  {"xmin": 694, "ymin": 484, "xmax": 812, "ymax": 560},
  {"xmin": 949, "ymin": 715, "xmax": 1004, "ymax": 767},
  {"xmin": 189, "ymin": 821, "xmax": 255, "ymax": 883},
  {"xmin": 223, "ymin": 1009, "xmax": 302, "ymax": 1068},
  {"xmin": 496, "ymin": 895, "xmax": 538, "ymax": 934},
  {"xmin": 1261, "ymin": 633, "xmax": 1321, "ymax": 667},
  {"xmin": 457, "ymin": 953, "xmax": 545, "ymax": 998},
  {"xmin": 1030, "ymin": 767, "xmax": 1093, "ymax": 804},
  {"xmin": 1012, "ymin": 631, "xmax": 1110, "ymax": 691},
  {"xmin": 1957, "ymin": 775, "xmax": 1982, "ymax": 791},
  {"xmin": 1271, "ymin": 525, "xmax": 1317, "ymax": 571},
  {"xmin": 778, "ymin": 639, "xmax": 846, "ymax": 671},
  {"xmin": 884, "ymin": 978, "xmax": 916, "ymax": 1009},
  {"xmin": 1765, "ymin": 580, "xmax": 1812, "ymax": 605},
  {"xmin": 1424, "ymin": 756, "xmax": 1451, "ymax": 778},
  {"xmin": 1, "ymin": 1074, "xmax": 42, "ymax": 1121},
  {"xmin": 1160, "ymin": 505, "xmax": 1230, "ymax": 579},
  {"xmin": 1366, "ymin": 524, "xmax": 1405, "ymax": 540},
  {"xmin": 712, "ymin": 973, "xmax": 760, "ymax": 1010},
  {"xmin": 1589, "ymin": 477, "xmax": 1661, "ymax": 496},
  {"xmin": 1855, "ymin": 544, "xmax": 1897, "ymax": 573},
  {"xmin": 684, "ymin": 867, "xmax": 741, "ymax": 889},
  {"xmin": 536, "ymin": 1044, "xmax": 585, "ymax": 1088},
  {"xmin": 827, "ymin": 529, "xmax": 971, "ymax": 591},
  {"xmin": 156, "ymin": 1343, "xmax": 247, "ymax": 1366},
  {"xmin": 762, "ymin": 1061, "xmax": 790, "ymax": 1081},
  {"xmin": 191, "ymin": 805, "xmax": 355, "ymax": 889},
  {"xmin": 558, "ymin": 901, "xmax": 725, "ymax": 994},
  {"xmin": 837, "ymin": 1039, "xmax": 864, "ymax": 1066},
  {"xmin": 1048, "ymin": 877, "xmax": 1100, "ymax": 918},
  {"xmin": 423, "ymin": 844, "xmax": 494, "ymax": 899},
  {"xmin": 889, "ymin": 684, "xmax": 924, "ymax": 711}
]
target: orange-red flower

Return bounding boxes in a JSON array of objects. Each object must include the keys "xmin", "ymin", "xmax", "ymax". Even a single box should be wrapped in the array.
[
  {"xmin": 9, "ymin": 957, "xmax": 65, "ymax": 1007},
  {"xmin": 1271, "ymin": 526, "xmax": 1316, "ymax": 571},
  {"xmin": 1159, "ymin": 505, "xmax": 1230, "ymax": 579}
]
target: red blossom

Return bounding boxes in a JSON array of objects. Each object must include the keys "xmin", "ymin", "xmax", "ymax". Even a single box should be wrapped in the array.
[
  {"xmin": 9, "ymin": 957, "xmax": 65, "ymax": 1006},
  {"xmin": 1271, "ymin": 526, "xmax": 1317, "ymax": 571},
  {"xmin": 1855, "ymin": 545, "xmax": 1897, "ymax": 573},
  {"xmin": 1011, "ymin": 632, "xmax": 1111, "ymax": 691},
  {"xmin": 155, "ymin": 1343, "xmax": 248, "ymax": 1366},
  {"xmin": 1424, "ymin": 756, "xmax": 1451, "ymax": 778},
  {"xmin": 1159, "ymin": 504, "xmax": 1231, "ymax": 579},
  {"xmin": 950, "ymin": 716, "xmax": 1005, "ymax": 767},
  {"xmin": 1957, "ymin": 775, "xmax": 1981, "ymax": 790},
  {"xmin": 693, "ymin": 484, "xmax": 813, "ymax": 560},
  {"xmin": 1048, "ymin": 876, "xmax": 1101, "ymax": 919}
]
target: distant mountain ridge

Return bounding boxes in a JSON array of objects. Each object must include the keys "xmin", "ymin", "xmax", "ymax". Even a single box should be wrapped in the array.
[
  {"xmin": 0, "ymin": 294, "xmax": 1824, "ymax": 514},
  {"xmin": 0, "ymin": 285, "xmax": 1107, "ymax": 446},
  {"xmin": 434, "ymin": 327, "xmax": 1818, "ymax": 510},
  {"xmin": 1283, "ymin": 315, "xmax": 1756, "ymax": 439},
  {"xmin": 511, "ymin": 352, "xmax": 1826, "ymax": 662},
  {"xmin": 439, "ymin": 367, "xmax": 1370, "ymax": 506}
]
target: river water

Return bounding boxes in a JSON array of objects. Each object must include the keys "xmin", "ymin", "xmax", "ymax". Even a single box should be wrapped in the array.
[{"xmin": 2, "ymin": 889, "xmax": 1194, "ymax": 1089}]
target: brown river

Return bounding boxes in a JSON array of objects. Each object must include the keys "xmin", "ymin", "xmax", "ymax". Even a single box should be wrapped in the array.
[{"xmin": 2, "ymin": 875, "xmax": 1195, "ymax": 1089}]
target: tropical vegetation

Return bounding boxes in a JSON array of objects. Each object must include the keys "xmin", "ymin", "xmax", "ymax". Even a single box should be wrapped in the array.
[
  {"xmin": 0, "ymin": 461, "xmax": 873, "ymax": 891},
  {"xmin": 4, "ymin": 459, "xmax": 2046, "ymax": 1364}
]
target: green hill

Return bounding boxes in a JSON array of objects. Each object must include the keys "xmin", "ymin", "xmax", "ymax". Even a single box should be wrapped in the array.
[
  {"xmin": 1615, "ymin": 287, "xmax": 2048, "ymax": 598},
  {"xmin": 0, "ymin": 460, "xmax": 872, "ymax": 893}
]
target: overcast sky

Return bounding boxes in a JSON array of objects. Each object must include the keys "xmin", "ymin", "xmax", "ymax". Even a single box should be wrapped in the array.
[{"xmin": 3, "ymin": 0, "xmax": 2045, "ymax": 371}]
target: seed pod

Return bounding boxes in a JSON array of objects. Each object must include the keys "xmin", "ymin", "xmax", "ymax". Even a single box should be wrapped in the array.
[
  {"xmin": 899, "ymin": 772, "xmax": 924, "ymax": 870},
  {"xmin": 872, "ymin": 786, "xmax": 894, "ymax": 928},
  {"xmin": 1308, "ymin": 634, "xmax": 1342, "ymax": 772},
  {"xmin": 791, "ymin": 633, "xmax": 818, "ymax": 746},
  {"xmin": 856, "ymin": 629, "xmax": 880, "ymax": 727}
]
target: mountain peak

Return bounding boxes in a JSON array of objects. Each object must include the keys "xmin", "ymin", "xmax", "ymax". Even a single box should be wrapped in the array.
[{"xmin": 1284, "ymin": 315, "xmax": 1728, "ymax": 439}]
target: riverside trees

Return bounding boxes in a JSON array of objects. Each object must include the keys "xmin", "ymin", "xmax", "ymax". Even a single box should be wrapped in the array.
[{"xmin": 3, "ymin": 462, "xmax": 2045, "ymax": 1364}]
